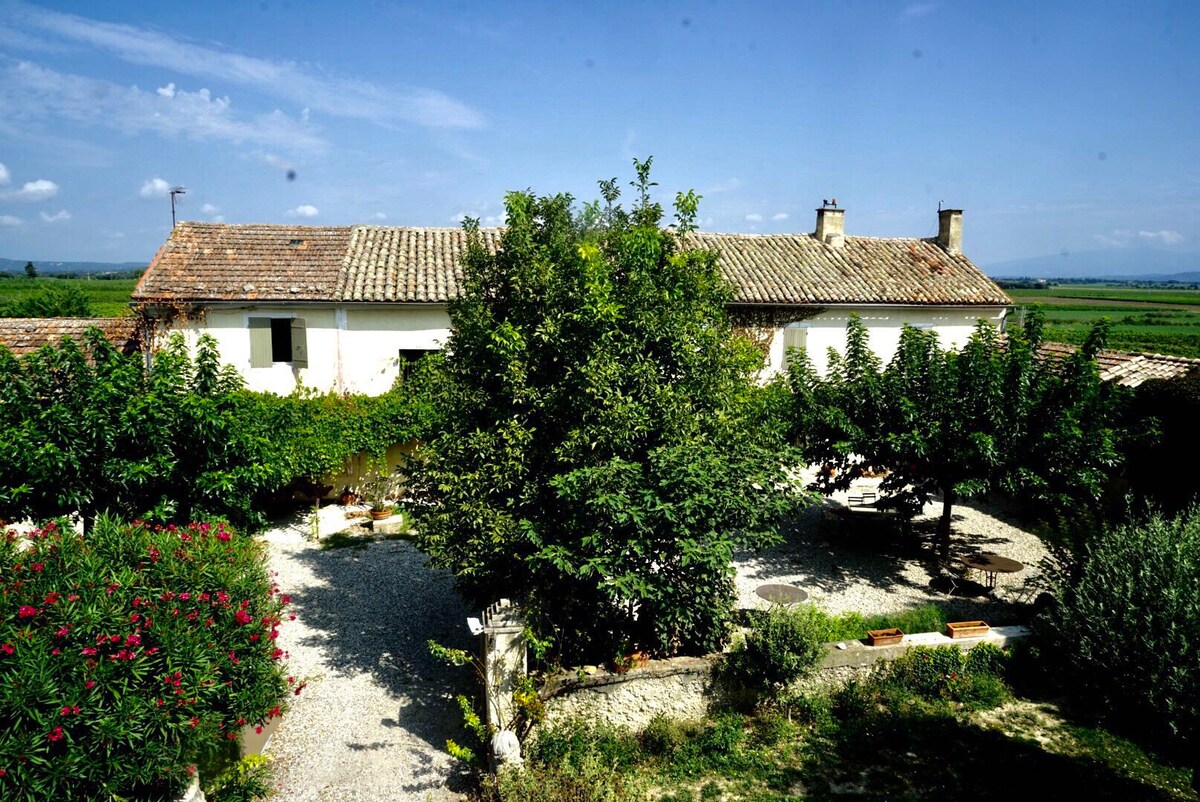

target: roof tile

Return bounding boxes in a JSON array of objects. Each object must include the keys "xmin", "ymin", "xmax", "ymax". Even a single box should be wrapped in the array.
[{"xmin": 134, "ymin": 223, "xmax": 1010, "ymax": 307}]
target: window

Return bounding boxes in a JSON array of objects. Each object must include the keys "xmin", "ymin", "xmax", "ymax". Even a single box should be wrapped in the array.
[
  {"xmin": 398, "ymin": 348, "xmax": 430, "ymax": 380},
  {"xmin": 781, "ymin": 324, "xmax": 807, "ymax": 371},
  {"xmin": 249, "ymin": 317, "xmax": 307, "ymax": 368}
]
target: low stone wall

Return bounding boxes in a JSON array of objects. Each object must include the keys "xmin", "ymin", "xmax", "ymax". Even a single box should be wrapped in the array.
[{"xmin": 541, "ymin": 626, "xmax": 1029, "ymax": 732}]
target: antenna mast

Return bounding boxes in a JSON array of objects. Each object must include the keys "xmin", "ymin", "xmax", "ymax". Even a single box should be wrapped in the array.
[{"xmin": 170, "ymin": 186, "xmax": 187, "ymax": 229}]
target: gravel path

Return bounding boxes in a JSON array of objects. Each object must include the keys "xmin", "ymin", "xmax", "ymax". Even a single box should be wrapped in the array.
[
  {"xmin": 735, "ymin": 486, "xmax": 1051, "ymax": 623},
  {"xmin": 253, "ymin": 488, "xmax": 1046, "ymax": 799},
  {"xmin": 259, "ymin": 507, "xmax": 471, "ymax": 802}
]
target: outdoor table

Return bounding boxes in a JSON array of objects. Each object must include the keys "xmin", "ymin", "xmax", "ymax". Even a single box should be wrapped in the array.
[
  {"xmin": 960, "ymin": 552, "xmax": 1024, "ymax": 590},
  {"xmin": 755, "ymin": 583, "xmax": 809, "ymax": 605}
]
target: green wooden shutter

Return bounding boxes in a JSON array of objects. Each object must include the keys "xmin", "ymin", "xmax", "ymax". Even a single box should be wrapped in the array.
[
  {"xmin": 249, "ymin": 318, "xmax": 272, "ymax": 368},
  {"xmin": 290, "ymin": 318, "xmax": 308, "ymax": 368}
]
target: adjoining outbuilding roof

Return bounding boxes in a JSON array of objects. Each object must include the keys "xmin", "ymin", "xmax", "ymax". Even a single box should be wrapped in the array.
[
  {"xmin": 1038, "ymin": 341, "xmax": 1200, "ymax": 387},
  {"xmin": 134, "ymin": 223, "xmax": 352, "ymax": 302},
  {"xmin": 0, "ymin": 317, "xmax": 139, "ymax": 358},
  {"xmin": 134, "ymin": 220, "xmax": 1010, "ymax": 307}
]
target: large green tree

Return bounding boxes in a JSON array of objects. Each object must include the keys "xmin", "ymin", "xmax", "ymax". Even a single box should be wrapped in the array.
[
  {"xmin": 790, "ymin": 310, "xmax": 1122, "ymax": 556},
  {"xmin": 412, "ymin": 161, "xmax": 802, "ymax": 662}
]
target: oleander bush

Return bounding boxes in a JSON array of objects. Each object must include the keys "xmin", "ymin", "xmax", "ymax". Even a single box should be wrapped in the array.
[{"xmin": 0, "ymin": 516, "xmax": 294, "ymax": 801}]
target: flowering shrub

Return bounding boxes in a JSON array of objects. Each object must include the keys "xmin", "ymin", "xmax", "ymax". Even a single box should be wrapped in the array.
[{"xmin": 0, "ymin": 516, "xmax": 294, "ymax": 800}]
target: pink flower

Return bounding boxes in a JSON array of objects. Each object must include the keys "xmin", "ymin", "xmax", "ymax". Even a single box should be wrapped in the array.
[
  {"xmin": 234, "ymin": 610, "xmax": 252, "ymax": 625},
  {"xmin": 180, "ymin": 592, "xmax": 190, "ymax": 601},
  {"xmin": 81, "ymin": 647, "xmax": 97, "ymax": 656},
  {"xmin": 55, "ymin": 627, "xmax": 70, "ymax": 638},
  {"xmin": 85, "ymin": 680, "xmax": 95, "ymax": 689},
  {"xmin": 47, "ymin": 727, "xmax": 64, "ymax": 742},
  {"xmin": 50, "ymin": 648, "xmax": 60, "ymax": 656},
  {"xmin": 17, "ymin": 605, "xmax": 38, "ymax": 619},
  {"xmin": 126, "ymin": 634, "xmax": 141, "ymax": 647},
  {"xmin": 216, "ymin": 530, "xmax": 231, "ymax": 542},
  {"xmin": 1, "ymin": 643, "xmax": 14, "ymax": 655},
  {"xmin": 31, "ymin": 563, "xmax": 43, "ymax": 573}
]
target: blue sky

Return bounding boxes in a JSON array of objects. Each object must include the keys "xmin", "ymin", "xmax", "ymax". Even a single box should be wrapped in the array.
[{"xmin": 1, "ymin": 0, "xmax": 1198, "ymax": 272}]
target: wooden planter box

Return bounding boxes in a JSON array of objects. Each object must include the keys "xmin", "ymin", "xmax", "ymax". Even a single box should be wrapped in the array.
[
  {"xmin": 867, "ymin": 627, "xmax": 904, "ymax": 646},
  {"xmin": 946, "ymin": 621, "xmax": 990, "ymax": 639}
]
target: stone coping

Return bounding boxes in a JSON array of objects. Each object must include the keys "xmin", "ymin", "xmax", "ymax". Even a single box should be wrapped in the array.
[{"xmin": 542, "ymin": 625, "xmax": 1030, "ymax": 696}]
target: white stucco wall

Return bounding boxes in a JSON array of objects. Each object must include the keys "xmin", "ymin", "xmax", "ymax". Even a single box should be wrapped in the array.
[
  {"xmin": 170, "ymin": 303, "xmax": 450, "ymax": 395},
  {"xmin": 168, "ymin": 302, "xmax": 1005, "ymax": 395},
  {"xmin": 761, "ymin": 305, "xmax": 1008, "ymax": 378}
]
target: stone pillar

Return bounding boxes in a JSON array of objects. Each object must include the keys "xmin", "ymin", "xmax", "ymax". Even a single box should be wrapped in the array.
[{"xmin": 478, "ymin": 599, "xmax": 526, "ymax": 731}]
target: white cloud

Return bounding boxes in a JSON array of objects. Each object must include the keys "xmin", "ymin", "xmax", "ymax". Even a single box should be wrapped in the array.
[
  {"xmin": 6, "ymin": 61, "xmax": 327, "ymax": 153},
  {"xmin": 139, "ymin": 177, "xmax": 171, "ymax": 198},
  {"xmin": 12, "ymin": 178, "xmax": 58, "ymax": 201},
  {"xmin": 772, "ymin": 212, "xmax": 789, "ymax": 222},
  {"xmin": 902, "ymin": 3, "xmax": 938, "ymax": 18},
  {"xmin": 13, "ymin": 5, "xmax": 485, "ymax": 129},
  {"xmin": 1138, "ymin": 229, "xmax": 1183, "ymax": 245},
  {"xmin": 0, "ymin": 162, "xmax": 9, "ymax": 185},
  {"xmin": 1096, "ymin": 228, "xmax": 1185, "ymax": 248},
  {"xmin": 703, "ymin": 178, "xmax": 742, "ymax": 195},
  {"xmin": 372, "ymin": 212, "xmax": 387, "ymax": 221},
  {"xmin": 287, "ymin": 204, "xmax": 318, "ymax": 218},
  {"xmin": 745, "ymin": 213, "xmax": 763, "ymax": 223},
  {"xmin": 211, "ymin": 214, "xmax": 225, "ymax": 223},
  {"xmin": 40, "ymin": 209, "xmax": 70, "ymax": 223},
  {"xmin": 201, "ymin": 203, "xmax": 219, "ymax": 214},
  {"xmin": 156, "ymin": 82, "xmax": 175, "ymax": 98},
  {"xmin": 0, "ymin": 214, "xmax": 24, "ymax": 226}
]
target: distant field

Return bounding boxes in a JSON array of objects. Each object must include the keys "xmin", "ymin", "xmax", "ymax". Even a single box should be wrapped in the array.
[
  {"xmin": 0, "ymin": 277, "xmax": 138, "ymax": 317},
  {"xmin": 1007, "ymin": 285, "xmax": 1200, "ymax": 358}
]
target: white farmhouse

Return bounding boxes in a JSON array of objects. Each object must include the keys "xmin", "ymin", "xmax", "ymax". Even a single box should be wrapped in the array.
[{"xmin": 132, "ymin": 206, "xmax": 1010, "ymax": 395}]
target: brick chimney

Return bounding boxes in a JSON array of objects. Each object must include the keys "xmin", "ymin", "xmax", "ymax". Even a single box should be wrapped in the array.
[
  {"xmin": 937, "ymin": 208, "xmax": 963, "ymax": 255},
  {"xmin": 815, "ymin": 202, "xmax": 845, "ymax": 248}
]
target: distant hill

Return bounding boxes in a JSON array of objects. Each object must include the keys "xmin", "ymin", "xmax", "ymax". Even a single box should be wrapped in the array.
[
  {"xmin": 0, "ymin": 257, "xmax": 146, "ymax": 277},
  {"xmin": 984, "ymin": 248, "xmax": 1200, "ymax": 280}
]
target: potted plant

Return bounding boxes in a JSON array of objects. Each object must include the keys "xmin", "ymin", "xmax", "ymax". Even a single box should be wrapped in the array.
[
  {"xmin": 358, "ymin": 467, "xmax": 405, "ymax": 520},
  {"xmin": 867, "ymin": 627, "xmax": 904, "ymax": 646}
]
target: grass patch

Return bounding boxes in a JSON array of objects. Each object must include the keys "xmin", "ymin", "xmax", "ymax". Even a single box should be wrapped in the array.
[
  {"xmin": 819, "ymin": 604, "xmax": 952, "ymax": 642},
  {"xmin": 320, "ymin": 530, "xmax": 372, "ymax": 550}
]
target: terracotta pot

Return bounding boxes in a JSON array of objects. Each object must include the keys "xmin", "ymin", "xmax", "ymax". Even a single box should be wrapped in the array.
[{"xmin": 369, "ymin": 508, "xmax": 392, "ymax": 520}]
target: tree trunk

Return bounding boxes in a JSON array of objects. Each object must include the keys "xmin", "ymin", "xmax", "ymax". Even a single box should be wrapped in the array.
[{"xmin": 936, "ymin": 487, "xmax": 956, "ymax": 560}]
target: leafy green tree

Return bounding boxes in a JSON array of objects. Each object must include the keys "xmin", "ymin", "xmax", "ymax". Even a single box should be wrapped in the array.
[
  {"xmin": 412, "ymin": 160, "xmax": 802, "ymax": 662},
  {"xmin": 790, "ymin": 310, "xmax": 1122, "ymax": 556},
  {"xmin": 0, "ymin": 284, "xmax": 92, "ymax": 317},
  {"xmin": 23, "ymin": 260, "xmax": 36, "ymax": 278}
]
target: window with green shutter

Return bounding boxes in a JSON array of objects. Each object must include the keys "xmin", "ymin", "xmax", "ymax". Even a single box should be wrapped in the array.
[{"xmin": 248, "ymin": 316, "xmax": 307, "ymax": 367}]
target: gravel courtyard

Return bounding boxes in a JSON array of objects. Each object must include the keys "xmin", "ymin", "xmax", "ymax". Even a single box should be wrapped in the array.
[{"xmin": 256, "ymin": 491, "xmax": 1048, "ymax": 799}]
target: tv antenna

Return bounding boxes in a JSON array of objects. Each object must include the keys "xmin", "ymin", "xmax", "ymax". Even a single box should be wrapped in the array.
[{"xmin": 170, "ymin": 186, "xmax": 187, "ymax": 229}]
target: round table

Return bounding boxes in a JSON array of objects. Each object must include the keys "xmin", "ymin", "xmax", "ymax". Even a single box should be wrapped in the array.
[
  {"xmin": 960, "ymin": 552, "xmax": 1024, "ymax": 590},
  {"xmin": 755, "ymin": 583, "xmax": 809, "ymax": 605}
]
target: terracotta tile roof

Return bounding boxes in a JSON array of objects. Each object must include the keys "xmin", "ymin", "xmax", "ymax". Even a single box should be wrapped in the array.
[
  {"xmin": 134, "ymin": 223, "xmax": 1010, "ymax": 307},
  {"xmin": 0, "ymin": 317, "xmax": 139, "ymax": 357},
  {"xmin": 134, "ymin": 222, "xmax": 352, "ymax": 302},
  {"xmin": 1038, "ymin": 341, "xmax": 1200, "ymax": 387},
  {"xmin": 687, "ymin": 232, "xmax": 1009, "ymax": 306},
  {"xmin": 338, "ymin": 226, "xmax": 502, "ymax": 302}
]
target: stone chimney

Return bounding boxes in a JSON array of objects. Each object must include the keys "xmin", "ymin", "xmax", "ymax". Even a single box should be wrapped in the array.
[
  {"xmin": 814, "ymin": 202, "xmax": 845, "ymax": 248},
  {"xmin": 937, "ymin": 208, "xmax": 963, "ymax": 255}
]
